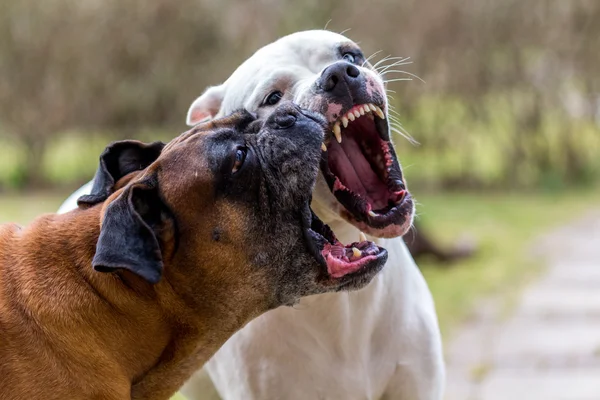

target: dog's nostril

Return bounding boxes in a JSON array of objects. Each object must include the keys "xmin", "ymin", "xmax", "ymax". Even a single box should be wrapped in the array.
[
  {"xmin": 322, "ymin": 75, "xmax": 338, "ymax": 92},
  {"xmin": 273, "ymin": 113, "xmax": 297, "ymax": 129},
  {"xmin": 346, "ymin": 64, "xmax": 360, "ymax": 78}
]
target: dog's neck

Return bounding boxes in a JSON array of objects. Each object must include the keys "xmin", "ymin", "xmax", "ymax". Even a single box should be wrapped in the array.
[{"xmin": 0, "ymin": 207, "xmax": 254, "ymax": 399}]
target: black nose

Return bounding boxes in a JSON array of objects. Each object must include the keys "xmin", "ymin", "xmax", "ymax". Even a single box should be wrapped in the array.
[
  {"xmin": 318, "ymin": 61, "xmax": 361, "ymax": 92},
  {"xmin": 269, "ymin": 102, "xmax": 300, "ymax": 129}
]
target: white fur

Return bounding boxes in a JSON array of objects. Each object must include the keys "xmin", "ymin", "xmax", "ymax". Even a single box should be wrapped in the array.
[
  {"xmin": 182, "ymin": 30, "xmax": 445, "ymax": 399},
  {"xmin": 58, "ymin": 30, "xmax": 445, "ymax": 400},
  {"xmin": 57, "ymin": 181, "xmax": 93, "ymax": 214}
]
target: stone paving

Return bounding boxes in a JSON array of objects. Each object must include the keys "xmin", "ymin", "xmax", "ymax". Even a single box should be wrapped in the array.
[{"xmin": 445, "ymin": 211, "xmax": 600, "ymax": 400}]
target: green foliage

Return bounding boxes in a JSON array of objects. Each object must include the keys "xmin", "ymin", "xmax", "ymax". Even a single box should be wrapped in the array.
[
  {"xmin": 395, "ymin": 93, "xmax": 600, "ymax": 191},
  {"xmin": 0, "ymin": 0, "xmax": 598, "ymax": 191}
]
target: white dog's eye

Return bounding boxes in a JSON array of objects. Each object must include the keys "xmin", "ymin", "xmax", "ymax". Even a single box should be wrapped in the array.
[
  {"xmin": 342, "ymin": 53, "xmax": 356, "ymax": 64},
  {"xmin": 264, "ymin": 91, "xmax": 283, "ymax": 106}
]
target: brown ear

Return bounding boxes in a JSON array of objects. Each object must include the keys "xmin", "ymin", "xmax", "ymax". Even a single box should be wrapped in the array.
[
  {"xmin": 92, "ymin": 182, "xmax": 169, "ymax": 284},
  {"xmin": 78, "ymin": 140, "xmax": 164, "ymax": 208}
]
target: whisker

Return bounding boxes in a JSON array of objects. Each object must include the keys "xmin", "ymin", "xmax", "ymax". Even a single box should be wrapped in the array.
[
  {"xmin": 339, "ymin": 28, "xmax": 352, "ymax": 35},
  {"xmin": 374, "ymin": 56, "xmax": 412, "ymax": 71},
  {"xmin": 324, "ymin": 19, "xmax": 332, "ymax": 30},
  {"xmin": 379, "ymin": 62, "xmax": 414, "ymax": 73},
  {"xmin": 383, "ymin": 78, "xmax": 413, "ymax": 83},
  {"xmin": 381, "ymin": 69, "xmax": 425, "ymax": 83},
  {"xmin": 372, "ymin": 55, "xmax": 395, "ymax": 69},
  {"xmin": 378, "ymin": 63, "xmax": 414, "ymax": 74},
  {"xmin": 390, "ymin": 126, "xmax": 419, "ymax": 146},
  {"xmin": 363, "ymin": 50, "xmax": 383, "ymax": 66},
  {"xmin": 378, "ymin": 58, "xmax": 412, "ymax": 71}
]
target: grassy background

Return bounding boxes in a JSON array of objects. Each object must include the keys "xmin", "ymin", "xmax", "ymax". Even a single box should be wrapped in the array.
[
  {"xmin": 3, "ymin": 188, "xmax": 598, "ymax": 338},
  {"xmin": 415, "ymin": 189, "xmax": 600, "ymax": 336}
]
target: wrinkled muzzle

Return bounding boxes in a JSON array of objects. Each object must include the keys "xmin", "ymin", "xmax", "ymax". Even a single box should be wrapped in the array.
[{"xmin": 255, "ymin": 102, "xmax": 326, "ymax": 207}]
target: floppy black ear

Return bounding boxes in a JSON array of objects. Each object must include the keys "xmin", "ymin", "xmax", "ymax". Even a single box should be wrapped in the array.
[
  {"xmin": 92, "ymin": 182, "xmax": 167, "ymax": 284},
  {"xmin": 78, "ymin": 140, "xmax": 165, "ymax": 207}
]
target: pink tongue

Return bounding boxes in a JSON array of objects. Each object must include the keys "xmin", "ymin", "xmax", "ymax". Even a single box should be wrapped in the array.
[{"xmin": 328, "ymin": 136, "xmax": 390, "ymax": 210}]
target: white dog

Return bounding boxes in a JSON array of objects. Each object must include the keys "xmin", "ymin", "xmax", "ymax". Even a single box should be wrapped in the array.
[{"xmin": 59, "ymin": 30, "xmax": 445, "ymax": 400}]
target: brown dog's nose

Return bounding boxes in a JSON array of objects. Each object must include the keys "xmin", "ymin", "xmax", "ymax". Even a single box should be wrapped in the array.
[
  {"xmin": 318, "ymin": 61, "xmax": 361, "ymax": 93},
  {"xmin": 269, "ymin": 102, "xmax": 300, "ymax": 129}
]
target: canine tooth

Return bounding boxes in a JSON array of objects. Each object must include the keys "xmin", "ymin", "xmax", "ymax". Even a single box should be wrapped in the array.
[
  {"xmin": 341, "ymin": 116, "xmax": 349, "ymax": 128},
  {"xmin": 321, "ymin": 142, "xmax": 327, "ymax": 152},
  {"xmin": 374, "ymin": 106, "xmax": 385, "ymax": 119},
  {"xmin": 352, "ymin": 247, "xmax": 362, "ymax": 258},
  {"xmin": 368, "ymin": 210, "xmax": 378, "ymax": 217},
  {"xmin": 353, "ymin": 109, "xmax": 361, "ymax": 118},
  {"xmin": 333, "ymin": 123, "xmax": 342, "ymax": 143},
  {"xmin": 359, "ymin": 231, "xmax": 367, "ymax": 242},
  {"xmin": 347, "ymin": 112, "xmax": 355, "ymax": 122},
  {"xmin": 369, "ymin": 104, "xmax": 377, "ymax": 112},
  {"xmin": 359, "ymin": 106, "xmax": 365, "ymax": 115}
]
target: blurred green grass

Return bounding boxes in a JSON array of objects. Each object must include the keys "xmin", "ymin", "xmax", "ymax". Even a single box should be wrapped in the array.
[
  {"xmin": 2, "ymin": 188, "xmax": 598, "ymax": 400},
  {"xmin": 2, "ymin": 188, "xmax": 599, "ymax": 339},
  {"xmin": 0, "ymin": 192, "xmax": 67, "ymax": 224},
  {"xmin": 415, "ymin": 188, "xmax": 600, "ymax": 337}
]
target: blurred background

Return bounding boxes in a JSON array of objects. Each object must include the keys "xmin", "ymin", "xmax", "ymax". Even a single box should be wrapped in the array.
[{"xmin": 1, "ymin": 0, "xmax": 599, "ymax": 398}]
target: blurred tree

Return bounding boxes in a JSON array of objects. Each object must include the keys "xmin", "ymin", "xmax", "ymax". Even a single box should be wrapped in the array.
[
  {"xmin": 0, "ymin": 0, "xmax": 598, "ymax": 189},
  {"xmin": 0, "ymin": 0, "xmax": 226, "ymax": 186}
]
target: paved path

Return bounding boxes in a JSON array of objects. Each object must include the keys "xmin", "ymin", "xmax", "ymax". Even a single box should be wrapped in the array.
[{"xmin": 445, "ymin": 211, "xmax": 600, "ymax": 400}]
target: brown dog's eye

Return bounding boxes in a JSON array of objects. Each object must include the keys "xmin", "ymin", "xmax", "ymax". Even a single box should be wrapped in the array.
[{"xmin": 232, "ymin": 147, "xmax": 247, "ymax": 174}]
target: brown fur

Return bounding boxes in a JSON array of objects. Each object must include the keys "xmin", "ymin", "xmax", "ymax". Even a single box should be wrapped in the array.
[{"xmin": 0, "ymin": 105, "xmax": 336, "ymax": 400}]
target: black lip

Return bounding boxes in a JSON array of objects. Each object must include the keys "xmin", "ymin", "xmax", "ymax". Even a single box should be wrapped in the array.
[{"xmin": 333, "ymin": 250, "xmax": 387, "ymax": 291}]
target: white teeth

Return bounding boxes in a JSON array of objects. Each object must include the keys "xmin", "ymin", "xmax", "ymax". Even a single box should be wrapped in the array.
[
  {"xmin": 359, "ymin": 231, "xmax": 367, "ymax": 242},
  {"xmin": 352, "ymin": 247, "xmax": 362, "ymax": 258},
  {"xmin": 333, "ymin": 122, "xmax": 342, "ymax": 143},
  {"xmin": 321, "ymin": 142, "xmax": 327, "ymax": 152},
  {"xmin": 341, "ymin": 116, "xmax": 349, "ymax": 128},
  {"xmin": 334, "ymin": 104, "xmax": 380, "ymax": 130},
  {"xmin": 368, "ymin": 210, "xmax": 378, "ymax": 217}
]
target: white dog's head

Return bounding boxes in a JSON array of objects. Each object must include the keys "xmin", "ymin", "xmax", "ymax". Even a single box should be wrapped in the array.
[{"xmin": 187, "ymin": 30, "xmax": 414, "ymax": 238}]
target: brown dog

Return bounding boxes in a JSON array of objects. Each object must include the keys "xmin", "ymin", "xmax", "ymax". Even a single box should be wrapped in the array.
[{"xmin": 0, "ymin": 103, "xmax": 388, "ymax": 400}]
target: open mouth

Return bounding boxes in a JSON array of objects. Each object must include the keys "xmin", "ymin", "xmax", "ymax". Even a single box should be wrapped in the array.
[
  {"xmin": 302, "ymin": 204, "xmax": 388, "ymax": 288},
  {"xmin": 320, "ymin": 103, "xmax": 413, "ymax": 236}
]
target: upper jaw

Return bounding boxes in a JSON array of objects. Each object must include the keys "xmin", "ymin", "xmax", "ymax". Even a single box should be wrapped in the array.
[
  {"xmin": 328, "ymin": 103, "xmax": 387, "ymax": 144},
  {"xmin": 308, "ymin": 96, "xmax": 414, "ymax": 238}
]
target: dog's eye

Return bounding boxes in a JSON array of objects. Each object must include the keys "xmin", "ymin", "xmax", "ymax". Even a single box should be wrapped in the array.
[
  {"xmin": 264, "ymin": 91, "xmax": 283, "ymax": 106},
  {"xmin": 232, "ymin": 147, "xmax": 247, "ymax": 174},
  {"xmin": 342, "ymin": 52, "xmax": 356, "ymax": 64}
]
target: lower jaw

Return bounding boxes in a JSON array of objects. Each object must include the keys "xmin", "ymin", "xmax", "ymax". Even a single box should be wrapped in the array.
[
  {"xmin": 311, "ymin": 179, "xmax": 414, "ymax": 239},
  {"xmin": 344, "ymin": 219, "xmax": 413, "ymax": 239},
  {"xmin": 339, "ymin": 207, "xmax": 415, "ymax": 239}
]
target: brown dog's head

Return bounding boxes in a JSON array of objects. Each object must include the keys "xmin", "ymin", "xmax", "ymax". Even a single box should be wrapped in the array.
[{"xmin": 79, "ymin": 103, "xmax": 387, "ymax": 311}]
